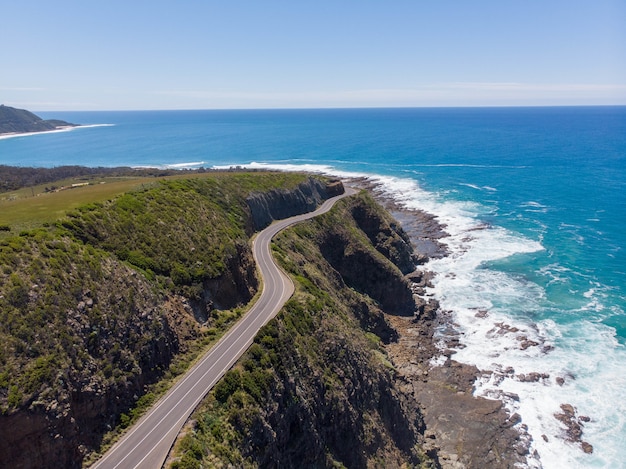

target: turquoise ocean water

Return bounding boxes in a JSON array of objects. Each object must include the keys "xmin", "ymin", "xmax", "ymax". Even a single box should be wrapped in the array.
[{"xmin": 2, "ymin": 107, "xmax": 625, "ymax": 468}]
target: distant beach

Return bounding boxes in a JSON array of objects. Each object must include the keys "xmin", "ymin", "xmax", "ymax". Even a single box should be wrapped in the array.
[{"xmin": 0, "ymin": 124, "xmax": 114, "ymax": 141}]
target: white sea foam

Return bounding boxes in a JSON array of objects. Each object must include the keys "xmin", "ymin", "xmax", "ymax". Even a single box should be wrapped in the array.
[
  {"xmin": 216, "ymin": 162, "xmax": 626, "ymax": 467},
  {"xmin": 460, "ymin": 182, "xmax": 498, "ymax": 192},
  {"xmin": 367, "ymin": 174, "xmax": 626, "ymax": 468},
  {"xmin": 522, "ymin": 201, "xmax": 547, "ymax": 208},
  {"xmin": 460, "ymin": 182, "xmax": 482, "ymax": 190},
  {"xmin": 74, "ymin": 123, "xmax": 115, "ymax": 129},
  {"xmin": 164, "ymin": 161, "xmax": 205, "ymax": 169},
  {"xmin": 132, "ymin": 161, "xmax": 207, "ymax": 170},
  {"xmin": 415, "ymin": 163, "xmax": 531, "ymax": 169},
  {"xmin": 211, "ymin": 161, "xmax": 380, "ymax": 184},
  {"xmin": 538, "ymin": 263, "xmax": 572, "ymax": 286}
]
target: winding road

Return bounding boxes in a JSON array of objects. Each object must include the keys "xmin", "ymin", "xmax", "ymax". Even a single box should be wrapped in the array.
[{"xmin": 92, "ymin": 187, "xmax": 356, "ymax": 469}]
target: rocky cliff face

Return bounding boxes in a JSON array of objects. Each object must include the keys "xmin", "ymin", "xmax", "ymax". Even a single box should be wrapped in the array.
[
  {"xmin": 167, "ymin": 191, "xmax": 439, "ymax": 468},
  {"xmin": 197, "ymin": 176, "xmax": 344, "ymax": 317},
  {"xmin": 246, "ymin": 177, "xmax": 343, "ymax": 230},
  {"xmin": 0, "ymin": 174, "xmax": 341, "ymax": 469},
  {"xmin": 318, "ymin": 195, "xmax": 419, "ymax": 317},
  {"xmin": 243, "ymin": 194, "xmax": 431, "ymax": 467},
  {"xmin": 0, "ymin": 250, "xmax": 201, "ymax": 469}
]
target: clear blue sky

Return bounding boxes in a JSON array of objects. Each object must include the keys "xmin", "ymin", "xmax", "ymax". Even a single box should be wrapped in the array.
[{"xmin": 1, "ymin": 0, "xmax": 625, "ymax": 110}]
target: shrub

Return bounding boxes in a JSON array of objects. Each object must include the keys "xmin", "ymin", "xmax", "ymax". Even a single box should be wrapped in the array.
[{"xmin": 214, "ymin": 369, "xmax": 241, "ymax": 404}]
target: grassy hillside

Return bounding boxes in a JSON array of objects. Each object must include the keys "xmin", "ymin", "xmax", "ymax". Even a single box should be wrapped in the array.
[
  {"xmin": 59, "ymin": 173, "xmax": 307, "ymax": 286},
  {"xmin": 0, "ymin": 165, "xmax": 173, "ymax": 194},
  {"xmin": 0, "ymin": 170, "xmax": 292, "ymax": 236},
  {"xmin": 0, "ymin": 175, "xmax": 157, "ymax": 235}
]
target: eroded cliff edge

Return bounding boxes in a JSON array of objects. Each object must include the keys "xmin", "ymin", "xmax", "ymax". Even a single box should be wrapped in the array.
[
  {"xmin": 167, "ymin": 188, "xmax": 530, "ymax": 469},
  {"xmin": 0, "ymin": 173, "xmax": 341, "ymax": 469},
  {"xmin": 1, "ymin": 173, "xmax": 528, "ymax": 469}
]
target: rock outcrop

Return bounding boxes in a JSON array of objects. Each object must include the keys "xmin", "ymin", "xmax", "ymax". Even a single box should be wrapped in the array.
[
  {"xmin": 166, "ymin": 191, "xmax": 439, "ymax": 468},
  {"xmin": 167, "ymin": 186, "xmax": 532, "ymax": 469},
  {"xmin": 246, "ymin": 177, "xmax": 344, "ymax": 230},
  {"xmin": 318, "ymin": 194, "xmax": 419, "ymax": 316},
  {"xmin": 0, "ymin": 254, "xmax": 200, "ymax": 469}
]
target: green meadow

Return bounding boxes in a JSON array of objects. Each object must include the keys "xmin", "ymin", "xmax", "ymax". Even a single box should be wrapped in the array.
[{"xmin": 0, "ymin": 176, "xmax": 154, "ymax": 235}]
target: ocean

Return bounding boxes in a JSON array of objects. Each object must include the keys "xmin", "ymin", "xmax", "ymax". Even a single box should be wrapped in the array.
[{"xmin": 2, "ymin": 107, "xmax": 625, "ymax": 468}]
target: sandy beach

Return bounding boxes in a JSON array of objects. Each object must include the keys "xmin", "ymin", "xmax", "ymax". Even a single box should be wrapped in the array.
[{"xmin": 0, "ymin": 124, "xmax": 114, "ymax": 141}]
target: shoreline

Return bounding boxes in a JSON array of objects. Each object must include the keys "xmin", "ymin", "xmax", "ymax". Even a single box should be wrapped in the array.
[
  {"xmin": 0, "ymin": 124, "xmax": 113, "ymax": 141},
  {"xmin": 350, "ymin": 173, "xmax": 600, "ymax": 467},
  {"xmin": 0, "ymin": 126, "xmax": 78, "ymax": 140},
  {"xmin": 349, "ymin": 177, "xmax": 532, "ymax": 468}
]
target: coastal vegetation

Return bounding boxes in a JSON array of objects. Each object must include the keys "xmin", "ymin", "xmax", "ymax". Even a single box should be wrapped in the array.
[
  {"xmin": 0, "ymin": 164, "xmax": 184, "ymax": 194},
  {"xmin": 0, "ymin": 170, "xmax": 336, "ymax": 468},
  {"xmin": 0, "ymin": 168, "xmax": 287, "ymax": 237},
  {"xmin": 0, "ymin": 167, "xmax": 443, "ymax": 468},
  {"xmin": 166, "ymin": 192, "xmax": 437, "ymax": 468},
  {"xmin": 0, "ymin": 171, "xmax": 311, "ymax": 408},
  {"xmin": 0, "ymin": 105, "xmax": 76, "ymax": 135}
]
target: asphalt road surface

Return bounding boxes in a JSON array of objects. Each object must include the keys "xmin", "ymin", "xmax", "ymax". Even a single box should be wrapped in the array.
[{"xmin": 92, "ymin": 187, "xmax": 356, "ymax": 469}]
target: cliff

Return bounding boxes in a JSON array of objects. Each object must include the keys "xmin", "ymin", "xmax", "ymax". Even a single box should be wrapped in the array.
[
  {"xmin": 0, "ymin": 105, "xmax": 76, "ymax": 135},
  {"xmin": 0, "ymin": 171, "xmax": 527, "ymax": 468},
  {"xmin": 167, "ymin": 187, "xmax": 530, "ymax": 469},
  {"xmin": 0, "ymin": 173, "xmax": 342, "ymax": 468},
  {"xmin": 246, "ymin": 177, "xmax": 344, "ymax": 230},
  {"xmin": 166, "ymin": 191, "xmax": 440, "ymax": 468}
]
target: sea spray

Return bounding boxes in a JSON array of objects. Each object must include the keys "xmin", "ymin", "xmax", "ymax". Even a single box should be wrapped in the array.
[
  {"xmin": 367, "ymin": 174, "xmax": 626, "ymax": 469},
  {"xmin": 216, "ymin": 161, "xmax": 626, "ymax": 466}
]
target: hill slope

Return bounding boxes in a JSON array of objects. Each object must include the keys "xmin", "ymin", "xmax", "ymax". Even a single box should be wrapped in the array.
[
  {"xmin": 0, "ymin": 105, "xmax": 76, "ymax": 135},
  {"xmin": 0, "ymin": 172, "xmax": 338, "ymax": 468}
]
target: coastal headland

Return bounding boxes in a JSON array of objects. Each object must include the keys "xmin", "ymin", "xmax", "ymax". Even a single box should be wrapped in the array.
[
  {"xmin": 0, "ymin": 168, "xmax": 529, "ymax": 468},
  {"xmin": 0, "ymin": 105, "xmax": 77, "ymax": 137}
]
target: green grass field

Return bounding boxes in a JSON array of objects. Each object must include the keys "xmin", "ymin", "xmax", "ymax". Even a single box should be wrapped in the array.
[{"xmin": 0, "ymin": 176, "xmax": 156, "ymax": 235}]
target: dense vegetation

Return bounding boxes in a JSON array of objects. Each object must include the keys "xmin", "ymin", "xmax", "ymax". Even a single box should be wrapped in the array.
[
  {"xmin": 168, "ymin": 193, "xmax": 436, "ymax": 468},
  {"xmin": 0, "ymin": 172, "xmax": 310, "ymax": 415},
  {"xmin": 59, "ymin": 174, "xmax": 300, "ymax": 288},
  {"xmin": 0, "ymin": 229, "xmax": 177, "ymax": 409}
]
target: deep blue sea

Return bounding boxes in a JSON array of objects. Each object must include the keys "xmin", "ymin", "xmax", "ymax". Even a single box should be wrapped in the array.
[{"xmin": 2, "ymin": 107, "xmax": 625, "ymax": 468}]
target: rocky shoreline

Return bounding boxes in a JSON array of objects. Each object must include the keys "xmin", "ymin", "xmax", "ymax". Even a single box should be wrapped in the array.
[{"xmin": 349, "ymin": 177, "xmax": 533, "ymax": 468}]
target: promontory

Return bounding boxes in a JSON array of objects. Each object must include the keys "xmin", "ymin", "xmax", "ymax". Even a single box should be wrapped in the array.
[
  {"xmin": 0, "ymin": 169, "xmax": 529, "ymax": 468},
  {"xmin": 0, "ymin": 105, "xmax": 77, "ymax": 135}
]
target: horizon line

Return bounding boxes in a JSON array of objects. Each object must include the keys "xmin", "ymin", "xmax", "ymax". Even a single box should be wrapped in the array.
[{"xmin": 32, "ymin": 103, "xmax": 626, "ymax": 113}]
